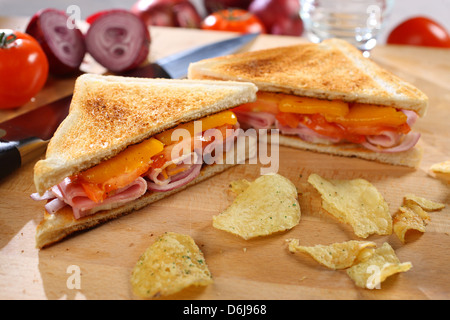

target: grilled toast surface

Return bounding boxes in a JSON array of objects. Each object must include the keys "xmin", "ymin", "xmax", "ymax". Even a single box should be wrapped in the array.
[
  {"xmin": 34, "ymin": 74, "xmax": 257, "ymax": 194},
  {"xmin": 188, "ymin": 38, "xmax": 428, "ymax": 116}
]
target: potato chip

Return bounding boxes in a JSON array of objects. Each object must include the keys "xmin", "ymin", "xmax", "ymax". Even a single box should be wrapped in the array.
[
  {"xmin": 307, "ymin": 173, "xmax": 392, "ymax": 238},
  {"xmin": 404, "ymin": 194, "xmax": 445, "ymax": 211},
  {"xmin": 287, "ymin": 239, "xmax": 376, "ymax": 270},
  {"xmin": 430, "ymin": 160, "xmax": 450, "ymax": 183},
  {"xmin": 393, "ymin": 194, "xmax": 445, "ymax": 243},
  {"xmin": 347, "ymin": 242, "xmax": 412, "ymax": 289},
  {"xmin": 393, "ymin": 206, "xmax": 427, "ymax": 243},
  {"xmin": 213, "ymin": 173, "xmax": 300, "ymax": 239},
  {"xmin": 130, "ymin": 232, "xmax": 213, "ymax": 298},
  {"xmin": 229, "ymin": 179, "xmax": 251, "ymax": 195}
]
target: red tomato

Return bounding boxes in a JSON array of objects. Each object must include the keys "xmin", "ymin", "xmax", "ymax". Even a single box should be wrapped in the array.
[
  {"xmin": 201, "ymin": 9, "xmax": 266, "ymax": 33},
  {"xmin": 387, "ymin": 17, "xmax": 450, "ymax": 48},
  {"xmin": 0, "ymin": 30, "xmax": 49, "ymax": 109}
]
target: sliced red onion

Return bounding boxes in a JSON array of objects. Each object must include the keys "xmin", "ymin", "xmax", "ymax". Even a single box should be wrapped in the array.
[
  {"xmin": 147, "ymin": 163, "xmax": 202, "ymax": 192},
  {"xmin": 401, "ymin": 109, "xmax": 419, "ymax": 128},
  {"xmin": 30, "ymin": 189, "xmax": 56, "ymax": 201},
  {"xmin": 361, "ymin": 132, "xmax": 421, "ymax": 153},
  {"xmin": 234, "ymin": 111, "xmax": 276, "ymax": 129},
  {"xmin": 26, "ymin": 8, "xmax": 86, "ymax": 76},
  {"xmin": 85, "ymin": 9, "xmax": 151, "ymax": 72},
  {"xmin": 44, "ymin": 198, "xmax": 67, "ymax": 214}
]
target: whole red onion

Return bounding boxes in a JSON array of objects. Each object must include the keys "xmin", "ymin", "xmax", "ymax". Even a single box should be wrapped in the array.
[{"xmin": 248, "ymin": 0, "xmax": 303, "ymax": 36}]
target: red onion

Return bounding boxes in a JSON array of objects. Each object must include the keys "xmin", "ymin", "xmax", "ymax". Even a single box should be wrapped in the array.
[
  {"xmin": 45, "ymin": 198, "xmax": 67, "ymax": 214},
  {"xmin": 85, "ymin": 9, "xmax": 151, "ymax": 72},
  {"xmin": 147, "ymin": 163, "xmax": 202, "ymax": 192},
  {"xmin": 248, "ymin": 0, "xmax": 303, "ymax": 36},
  {"xmin": 401, "ymin": 109, "xmax": 419, "ymax": 128},
  {"xmin": 361, "ymin": 132, "xmax": 421, "ymax": 153},
  {"xmin": 203, "ymin": 0, "xmax": 253, "ymax": 14},
  {"xmin": 131, "ymin": 0, "xmax": 202, "ymax": 28},
  {"xmin": 25, "ymin": 8, "xmax": 86, "ymax": 76}
]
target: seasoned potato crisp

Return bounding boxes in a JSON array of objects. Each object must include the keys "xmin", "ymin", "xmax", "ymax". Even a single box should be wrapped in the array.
[
  {"xmin": 131, "ymin": 232, "xmax": 213, "ymax": 298},
  {"xmin": 213, "ymin": 173, "xmax": 300, "ymax": 239},
  {"xmin": 430, "ymin": 160, "xmax": 450, "ymax": 183},
  {"xmin": 393, "ymin": 194, "xmax": 445, "ymax": 243},
  {"xmin": 287, "ymin": 239, "xmax": 376, "ymax": 270},
  {"xmin": 307, "ymin": 174, "xmax": 392, "ymax": 238},
  {"xmin": 347, "ymin": 242, "xmax": 412, "ymax": 289}
]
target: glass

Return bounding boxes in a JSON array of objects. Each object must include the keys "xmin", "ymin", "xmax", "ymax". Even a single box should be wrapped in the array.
[{"xmin": 299, "ymin": 0, "xmax": 395, "ymax": 57}]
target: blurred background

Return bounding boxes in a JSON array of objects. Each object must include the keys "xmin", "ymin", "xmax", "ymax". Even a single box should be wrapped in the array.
[{"xmin": 1, "ymin": 0, "xmax": 449, "ymax": 44}]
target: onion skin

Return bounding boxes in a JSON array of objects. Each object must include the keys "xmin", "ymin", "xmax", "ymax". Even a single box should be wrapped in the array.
[
  {"xmin": 25, "ymin": 8, "xmax": 86, "ymax": 76},
  {"xmin": 85, "ymin": 9, "xmax": 151, "ymax": 73}
]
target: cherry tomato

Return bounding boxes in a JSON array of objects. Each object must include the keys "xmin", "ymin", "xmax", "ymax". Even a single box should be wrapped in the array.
[
  {"xmin": 0, "ymin": 30, "xmax": 49, "ymax": 109},
  {"xmin": 387, "ymin": 17, "xmax": 450, "ymax": 48},
  {"xmin": 201, "ymin": 9, "xmax": 266, "ymax": 33}
]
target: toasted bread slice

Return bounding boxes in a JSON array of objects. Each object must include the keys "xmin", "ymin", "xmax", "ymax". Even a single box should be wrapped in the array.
[
  {"xmin": 188, "ymin": 39, "xmax": 428, "ymax": 168},
  {"xmin": 188, "ymin": 38, "xmax": 428, "ymax": 116},
  {"xmin": 34, "ymin": 74, "xmax": 257, "ymax": 195}
]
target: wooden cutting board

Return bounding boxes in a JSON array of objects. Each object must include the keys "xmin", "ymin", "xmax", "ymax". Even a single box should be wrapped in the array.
[{"xmin": 0, "ymin": 16, "xmax": 449, "ymax": 300}]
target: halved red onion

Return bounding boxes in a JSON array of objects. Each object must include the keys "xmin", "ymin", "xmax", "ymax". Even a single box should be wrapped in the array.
[
  {"xmin": 147, "ymin": 163, "xmax": 202, "ymax": 192},
  {"xmin": 85, "ymin": 9, "xmax": 151, "ymax": 72},
  {"xmin": 361, "ymin": 132, "xmax": 421, "ymax": 153},
  {"xmin": 26, "ymin": 8, "xmax": 86, "ymax": 76}
]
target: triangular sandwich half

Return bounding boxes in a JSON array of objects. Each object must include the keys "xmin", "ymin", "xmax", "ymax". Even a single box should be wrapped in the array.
[
  {"xmin": 188, "ymin": 38, "xmax": 428, "ymax": 168},
  {"xmin": 32, "ymin": 74, "xmax": 257, "ymax": 248}
]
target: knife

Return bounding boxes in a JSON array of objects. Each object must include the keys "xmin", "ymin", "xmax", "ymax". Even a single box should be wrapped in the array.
[{"xmin": 0, "ymin": 32, "xmax": 258, "ymax": 180}]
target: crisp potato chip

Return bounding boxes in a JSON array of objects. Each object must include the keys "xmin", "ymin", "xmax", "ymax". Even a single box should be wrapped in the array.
[
  {"xmin": 430, "ymin": 160, "xmax": 450, "ymax": 183},
  {"xmin": 213, "ymin": 173, "xmax": 300, "ymax": 239},
  {"xmin": 404, "ymin": 194, "xmax": 445, "ymax": 211},
  {"xmin": 393, "ymin": 194, "xmax": 445, "ymax": 243},
  {"xmin": 307, "ymin": 174, "xmax": 392, "ymax": 238},
  {"xmin": 287, "ymin": 239, "xmax": 376, "ymax": 270},
  {"xmin": 347, "ymin": 242, "xmax": 412, "ymax": 289},
  {"xmin": 130, "ymin": 232, "xmax": 213, "ymax": 298},
  {"xmin": 393, "ymin": 206, "xmax": 427, "ymax": 243},
  {"xmin": 229, "ymin": 179, "xmax": 251, "ymax": 195}
]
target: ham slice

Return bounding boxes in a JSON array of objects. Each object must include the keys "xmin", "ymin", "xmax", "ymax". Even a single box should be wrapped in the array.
[
  {"xmin": 276, "ymin": 120, "xmax": 341, "ymax": 144},
  {"xmin": 31, "ymin": 177, "xmax": 148, "ymax": 219},
  {"xmin": 362, "ymin": 131, "xmax": 421, "ymax": 153}
]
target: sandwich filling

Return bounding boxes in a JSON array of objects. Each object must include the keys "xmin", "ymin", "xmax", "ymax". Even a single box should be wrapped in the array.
[
  {"xmin": 31, "ymin": 110, "xmax": 241, "ymax": 219},
  {"xmin": 233, "ymin": 92, "xmax": 420, "ymax": 153}
]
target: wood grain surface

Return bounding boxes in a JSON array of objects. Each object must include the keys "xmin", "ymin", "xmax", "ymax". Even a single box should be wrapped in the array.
[{"xmin": 0, "ymin": 16, "xmax": 449, "ymax": 300}]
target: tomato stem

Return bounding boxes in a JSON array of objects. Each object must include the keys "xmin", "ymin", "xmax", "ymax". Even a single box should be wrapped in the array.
[{"xmin": 0, "ymin": 32, "xmax": 17, "ymax": 48}]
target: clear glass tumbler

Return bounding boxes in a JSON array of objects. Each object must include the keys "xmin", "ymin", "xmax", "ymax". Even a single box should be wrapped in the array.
[{"xmin": 299, "ymin": 0, "xmax": 395, "ymax": 56}]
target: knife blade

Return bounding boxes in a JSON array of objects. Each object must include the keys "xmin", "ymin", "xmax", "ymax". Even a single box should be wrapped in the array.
[{"xmin": 0, "ymin": 32, "xmax": 258, "ymax": 180}]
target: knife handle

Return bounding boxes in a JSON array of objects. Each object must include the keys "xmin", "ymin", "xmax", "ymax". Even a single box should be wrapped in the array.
[
  {"xmin": 0, "ymin": 140, "xmax": 21, "ymax": 180},
  {"xmin": 0, "ymin": 137, "xmax": 48, "ymax": 181}
]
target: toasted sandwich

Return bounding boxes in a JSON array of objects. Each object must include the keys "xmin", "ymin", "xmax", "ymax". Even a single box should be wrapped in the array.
[
  {"xmin": 31, "ymin": 74, "xmax": 257, "ymax": 248},
  {"xmin": 188, "ymin": 38, "xmax": 428, "ymax": 168}
]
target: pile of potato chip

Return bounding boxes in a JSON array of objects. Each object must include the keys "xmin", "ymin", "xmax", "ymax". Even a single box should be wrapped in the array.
[{"xmin": 129, "ymin": 171, "xmax": 446, "ymax": 297}]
